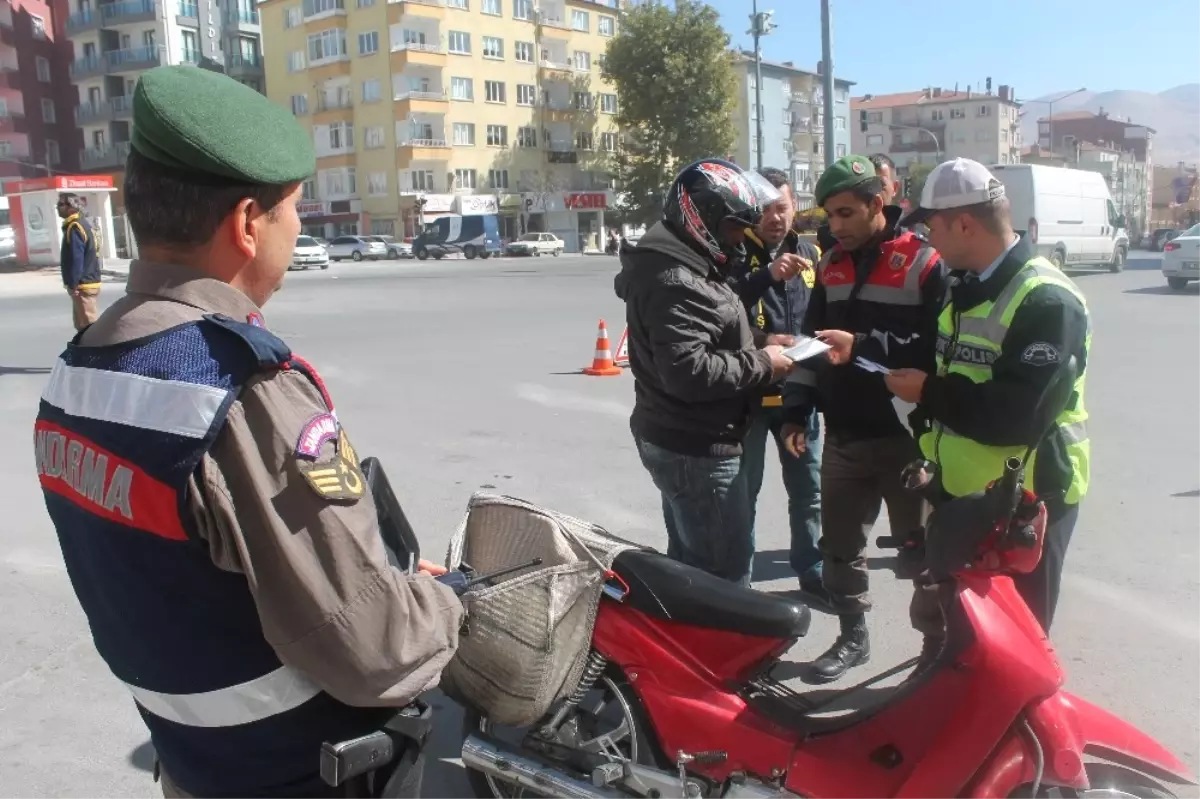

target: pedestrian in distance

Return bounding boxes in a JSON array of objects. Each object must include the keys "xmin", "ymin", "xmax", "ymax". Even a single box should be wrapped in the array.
[
  {"xmin": 885, "ymin": 157, "xmax": 1091, "ymax": 634},
  {"xmin": 870, "ymin": 153, "xmax": 901, "ymax": 207},
  {"xmin": 33, "ymin": 65, "xmax": 462, "ymax": 798},
  {"xmin": 725, "ymin": 166, "xmax": 827, "ymax": 604},
  {"xmin": 614, "ymin": 158, "xmax": 796, "ymax": 587},
  {"xmin": 57, "ymin": 192, "xmax": 102, "ymax": 331},
  {"xmin": 779, "ymin": 154, "xmax": 948, "ymax": 684}
]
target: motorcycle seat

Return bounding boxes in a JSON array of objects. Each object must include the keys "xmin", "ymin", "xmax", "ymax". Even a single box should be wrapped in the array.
[{"xmin": 611, "ymin": 550, "xmax": 811, "ymax": 640}]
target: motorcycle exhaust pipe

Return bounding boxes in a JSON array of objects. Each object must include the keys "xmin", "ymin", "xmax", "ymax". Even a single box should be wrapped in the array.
[{"xmin": 461, "ymin": 734, "xmax": 624, "ymax": 799}]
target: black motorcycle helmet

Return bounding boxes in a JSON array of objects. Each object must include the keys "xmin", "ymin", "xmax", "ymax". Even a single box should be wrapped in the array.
[{"xmin": 663, "ymin": 158, "xmax": 782, "ymax": 267}]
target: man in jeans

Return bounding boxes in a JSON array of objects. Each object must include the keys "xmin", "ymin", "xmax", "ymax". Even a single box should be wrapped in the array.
[
  {"xmin": 726, "ymin": 167, "xmax": 827, "ymax": 602},
  {"xmin": 614, "ymin": 159, "xmax": 794, "ymax": 586}
]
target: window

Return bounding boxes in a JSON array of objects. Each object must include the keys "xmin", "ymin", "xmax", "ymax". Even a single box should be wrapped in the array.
[
  {"xmin": 599, "ymin": 93, "xmax": 617, "ymax": 114},
  {"xmin": 368, "ymin": 172, "xmax": 388, "ymax": 196},
  {"xmin": 302, "ymin": 0, "xmax": 344, "ymax": 16},
  {"xmin": 833, "ymin": 116, "xmax": 846, "ymax": 130},
  {"xmin": 362, "ymin": 78, "xmax": 381, "ymax": 102},
  {"xmin": 45, "ymin": 139, "xmax": 60, "ymax": 165},
  {"xmin": 596, "ymin": 53, "xmax": 606, "ymax": 70},
  {"xmin": 326, "ymin": 168, "xmax": 357, "ymax": 197},
  {"xmin": 1000, "ymin": 152, "xmax": 1009, "ymax": 164},
  {"xmin": 285, "ymin": 5, "xmax": 301, "ymax": 26},
  {"xmin": 516, "ymin": 84, "xmax": 537, "ymax": 106},
  {"xmin": 514, "ymin": 41, "xmax": 534, "ymax": 62},
  {"xmin": 573, "ymin": 92, "xmax": 592, "ymax": 110},
  {"xmin": 300, "ymin": 179, "xmax": 317, "ymax": 200},
  {"xmin": 836, "ymin": 87, "xmax": 848, "ymax": 102},
  {"xmin": 448, "ymin": 31, "xmax": 470, "ymax": 53},
  {"xmin": 356, "ymin": 0, "xmax": 375, "ymax": 7},
  {"xmin": 835, "ymin": 143, "xmax": 846, "ymax": 157},
  {"xmin": 598, "ymin": 15, "xmax": 614, "ymax": 36},
  {"xmin": 950, "ymin": 107, "xmax": 966, "ymax": 119},
  {"xmin": 31, "ymin": 14, "xmax": 46, "ymax": 38},
  {"xmin": 408, "ymin": 170, "xmax": 434, "ymax": 191},
  {"xmin": 1001, "ymin": 129, "xmax": 1008, "ymax": 143},
  {"xmin": 975, "ymin": 129, "xmax": 993, "ymax": 142},
  {"xmin": 36, "ymin": 57, "xmax": 51, "ymax": 83},
  {"xmin": 453, "ymin": 168, "xmax": 476, "ymax": 189},
  {"xmin": 291, "ymin": 93, "xmax": 309, "ymax": 114},
  {"xmin": 930, "ymin": 109, "xmax": 945, "ymax": 121},
  {"xmin": 481, "ymin": 0, "xmax": 500, "ymax": 14},
  {"xmin": 571, "ymin": 9, "xmax": 588, "ymax": 31},
  {"xmin": 364, "ymin": 125, "xmax": 385, "ymax": 148},
  {"xmin": 573, "ymin": 51, "xmax": 590, "ymax": 71},
  {"xmin": 181, "ymin": 30, "xmax": 199, "ymax": 61},
  {"xmin": 488, "ymin": 169, "xmax": 509, "ymax": 189},
  {"xmin": 451, "ymin": 77, "xmax": 473, "ymax": 100},
  {"xmin": 453, "ymin": 122, "xmax": 475, "ymax": 145},
  {"xmin": 482, "ymin": 36, "xmax": 502, "ymax": 58},
  {"xmin": 866, "ymin": 133, "xmax": 884, "ymax": 146},
  {"xmin": 448, "ymin": 0, "xmax": 467, "ymax": 7},
  {"xmin": 484, "ymin": 81, "xmax": 505, "ymax": 103},
  {"xmin": 41, "ymin": 98, "xmax": 56, "ymax": 123},
  {"xmin": 867, "ymin": 111, "xmax": 883, "ymax": 123},
  {"xmin": 308, "ymin": 29, "xmax": 347, "ymax": 62},
  {"xmin": 517, "ymin": 126, "xmax": 537, "ymax": 147},
  {"xmin": 486, "ymin": 124, "xmax": 507, "ymax": 146},
  {"xmin": 978, "ymin": 104, "xmax": 992, "ymax": 117},
  {"xmin": 575, "ymin": 131, "xmax": 594, "ymax": 150},
  {"xmin": 513, "ymin": 0, "xmax": 531, "ymax": 20},
  {"xmin": 601, "ymin": 131, "xmax": 618, "ymax": 151},
  {"xmin": 288, "ymin": 50, "xmax": 306, "ymax": 71},
  {"xmin": 328, "ymin": 121, "xmax": 354, "ymax": 150},
  {"xmin": 358, "ymin": 31, "xmax": 378, "ymax": 55}
]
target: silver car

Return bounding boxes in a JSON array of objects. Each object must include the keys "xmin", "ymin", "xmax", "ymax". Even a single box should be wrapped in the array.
[{"xmin": 326, "ymin": 235, "xmax": 388, "ymax": 262}]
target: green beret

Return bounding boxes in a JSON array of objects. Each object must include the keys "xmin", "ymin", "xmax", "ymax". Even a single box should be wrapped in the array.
[
  {"xmin": 815, "ymin": 155, "xmax": 877, "ymax": 206},
  {"xmin": 131, "ymin": 66, "xmax": 315, "ymax": 185}
]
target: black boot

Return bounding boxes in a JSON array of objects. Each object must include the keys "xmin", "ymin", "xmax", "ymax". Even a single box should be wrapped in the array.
[{"xmin": 806, "ymin": 613, "xmax": 870, "ymax": 684}]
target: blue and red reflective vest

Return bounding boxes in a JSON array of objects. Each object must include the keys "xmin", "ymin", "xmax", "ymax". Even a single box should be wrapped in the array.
[{"xmin": 34, "ymin": 315, "xmax": 385, "ymax": 798}]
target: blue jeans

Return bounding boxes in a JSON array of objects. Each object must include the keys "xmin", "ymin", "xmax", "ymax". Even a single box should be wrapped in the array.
[
  {"xmin": 741, "ymin": 406, "xmax": 823, "ymax": 584},
  {"xmin": 633, "ymin": 437, "xmax": 755, "ymax": 587}
]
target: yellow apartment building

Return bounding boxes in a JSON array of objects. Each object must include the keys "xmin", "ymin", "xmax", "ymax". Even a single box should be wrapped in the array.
[{"xmin": 260, "ymin": 0, "xmax": 623, "ymax": 252}]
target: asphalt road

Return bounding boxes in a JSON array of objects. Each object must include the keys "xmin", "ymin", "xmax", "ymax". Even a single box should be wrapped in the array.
[{"xmin": 0, "ymin": 252, "xmax": 1196, "ymax": 797}]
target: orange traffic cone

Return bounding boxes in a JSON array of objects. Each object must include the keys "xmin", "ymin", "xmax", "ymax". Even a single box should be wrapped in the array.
[{"xmin": 583, "ymin": 319, "xmax": 623, "ymax": 376}]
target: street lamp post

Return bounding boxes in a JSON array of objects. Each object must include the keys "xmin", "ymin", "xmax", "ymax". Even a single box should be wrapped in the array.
[
  {"xmin": 748, "ymin": 1, "xmax": 775, "ymax": 172},
  {"xmin": 820, "ymin": 0, "xmax": 834, "ymax": 169},
  {"xmin": 1020, "ymin": 87, "xmax": 1086, "ymax": 154}
]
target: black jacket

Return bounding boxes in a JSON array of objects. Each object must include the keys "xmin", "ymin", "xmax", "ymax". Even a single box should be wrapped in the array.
[
  {"xmin": 920, "ymin": 235, "xmax": 1090, "ymax": 501},
  {"xmin": 784, "ymin": 205, "xmax": 948, "ymax": 440},
  {"xmin": 727, "ymin": 228, "xmax": 822, "ymax": 398},
  {"xmin": 60, "ymin": 213, "xmax": 101, "ymax": 289},
  {"xmin": 614, "ymin": 221, "xmax": 774, "ymax": 457}
]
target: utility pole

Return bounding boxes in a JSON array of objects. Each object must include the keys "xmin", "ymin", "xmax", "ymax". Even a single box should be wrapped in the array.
[
  {"xmin": 820, "ymin": 0, "xmax": 835, "ymax": 169},
  {"xmin": 748, "ymin": 1, "xmax": 775, "ymax": 171}
]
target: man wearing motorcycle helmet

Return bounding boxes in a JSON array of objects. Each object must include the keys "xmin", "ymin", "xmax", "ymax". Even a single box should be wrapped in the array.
[{"xmin": 614, "ymin": 158, "xmax": 796, "ymax": 586}]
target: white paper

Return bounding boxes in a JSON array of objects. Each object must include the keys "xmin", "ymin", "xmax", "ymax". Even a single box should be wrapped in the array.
[
  {"xmin": 781, "ymin": 336, "xmax": 832, "ymax": 363},
  {"xmin": 854, "ymin": 356, "xmax": 892, "ymax": 375}
]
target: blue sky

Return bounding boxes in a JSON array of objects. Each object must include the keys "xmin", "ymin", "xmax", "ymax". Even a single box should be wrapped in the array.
[{"xmin": 708, "ymin": 0, "xmax": 1200, "ymax": 99}]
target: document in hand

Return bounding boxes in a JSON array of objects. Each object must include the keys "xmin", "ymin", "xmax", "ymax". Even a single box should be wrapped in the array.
[
  {"xmin": 781, "ymin": 336, "xmax": 832, "ymax": 363},
  {"xmin": 854, "ymin": 356, "xmax": 892, "ymax": 375}
]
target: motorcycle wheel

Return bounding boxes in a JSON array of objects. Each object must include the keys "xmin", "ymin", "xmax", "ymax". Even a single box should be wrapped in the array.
[
  {"xmin": 462, "ymin": 671, "xmax": 665, "ymax": 798},
  {"xmin": 1016, "ymin": 763, "xmax": 1177, "ymax": 798}
]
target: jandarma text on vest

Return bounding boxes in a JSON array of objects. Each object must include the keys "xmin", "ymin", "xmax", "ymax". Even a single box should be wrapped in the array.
[{"xmin": 35, "ymin": 424, "xmax": 134, "ymax": 520}]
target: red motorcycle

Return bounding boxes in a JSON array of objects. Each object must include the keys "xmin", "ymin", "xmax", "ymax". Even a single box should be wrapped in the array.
[{"xmin": 458, "ymin": 361, "xmax": 1197, "ymax": 799}]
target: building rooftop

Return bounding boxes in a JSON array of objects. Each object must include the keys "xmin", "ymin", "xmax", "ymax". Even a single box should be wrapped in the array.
[
  {"xmin": 852, "ymin": 86, "xmax": 1018, "ymax": 110},
  {"xmin": 1036, "ymin": 109, "xmax": 1158, "ymax": 133},
  {"xmin": 733, "ymin": 50, "xmax": 854, "ymax": 86}
]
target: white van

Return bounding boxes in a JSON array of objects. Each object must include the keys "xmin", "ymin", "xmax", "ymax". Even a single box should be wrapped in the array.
[{"xmin": 990, "ymin": 164, "xmax": 1129, "ymax": 273}]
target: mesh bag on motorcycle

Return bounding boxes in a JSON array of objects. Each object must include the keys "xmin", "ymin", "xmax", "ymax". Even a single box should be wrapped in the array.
[{"xmin": 440, "ymin": 493, "xmax": 640, "ymax": 727}]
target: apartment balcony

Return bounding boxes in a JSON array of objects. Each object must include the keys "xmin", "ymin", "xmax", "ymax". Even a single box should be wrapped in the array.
[
  {"xmin": 75, "ymin": 96, "xmax": 131, "ymax": 125},
  {"xmin": 226, "ymin": 52, "xmax": 264, "ymax": 77},
  {"xmin": 0, "ymin": 42, "xmax": 16, "ymax": 73},
  {"xmin": 176, "ymin": 0, "xmax": 198, "ymax": 22},
  {"xmin": 0, "ymin": 107, "xmax": 22, "ymax": 134},
  {"xmin": 66, "ymin": 8, "xmax": 101, "ymax": 34},
  {"xmin": 396, "ymin": 133, "xmax": 450, "ymax": 163},
  {"xmin": 389, "ymin": 40, "xmax": 446, "ymax": 69},
  {"xmin": 70, "ymin": 55, "xmax": 106, "ymax": 80},
  {"xmin": 539, "ymin": 56, "xmax": 572, "ymax": 75},
  {"xmin": 0, "ymin": 134, "xmax": 31, "ymax": 159},
  {"xmin": 100, "ymin": 0, "xmax": 158, "ymax": 27},
  {"xmin": 80, "ymin": 141, "xmax": 131, "ymax": 171},
  {"xmin": 106, "ymin": 46, "xmax": 162, "ymax": 73},
  {"xmin": 547, "ymin": 144, "xmax": 578, "ymax": 164},
  {"xmin": 225, "ymin": 7, "xmax": 261, "ymax": 30},
  {"xmin": 393, "ymin": 87, "xmax": 447, "ymax": 115},
  {"xmin": 386, "ymin": 0, "xmax": 445, "ymax": 21}
]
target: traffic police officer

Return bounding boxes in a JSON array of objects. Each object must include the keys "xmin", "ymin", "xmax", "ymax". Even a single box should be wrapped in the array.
[
  {"xmin": 886, "ymin": 158, "xmax": 1091, "ymax": 633},
  {"xmin": 33, "ymin": 66, "xmax": 463, "ymax": 798},
  {"xmin": 726, "ymin": 166, "xmax": 826, "ymax": 600},
  {"xmin": 780, "ymin": 155, "xmax": 947, "ymax": 684},
  {"xmin": 57, "ymin": 192, "xmax": 102, "ymax": 331}
]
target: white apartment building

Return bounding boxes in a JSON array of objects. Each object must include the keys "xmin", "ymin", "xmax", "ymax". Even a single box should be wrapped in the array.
[
  {"xmin": 65, "ymin": 0, "xmax": 266, "ymax": 172},
  {"xmin": 851, "ymin": 84, "xmax": 1023, "ymax": 173}
]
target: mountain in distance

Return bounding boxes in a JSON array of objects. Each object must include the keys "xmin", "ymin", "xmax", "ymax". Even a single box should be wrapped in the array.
[{"xmin": 1018, "ymin": 84, "xmax": 1199, "ymax": 166}]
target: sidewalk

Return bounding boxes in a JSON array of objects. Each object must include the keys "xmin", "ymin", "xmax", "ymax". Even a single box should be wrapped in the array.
[{"xmin": 0, "ymin": 261, "xmax": 130, "ymax": 298}]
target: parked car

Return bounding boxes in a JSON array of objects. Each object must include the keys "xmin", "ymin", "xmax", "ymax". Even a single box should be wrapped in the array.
[
  {"xmin": 1150, "ymin": 227, "xmax": 1182, "ymax": 252},
  {"xmin": 1162, "ymin": 222, "xmax": 1200, "ymax": 291},
  {"xmin": 366, "ymin": 235, "xmax": 413, "ymax": 259},
  {"xmin": 290, "ymin": 235, "xmax": 329, "ymax": 271},
  {"xmin": 326, "ymin": 235, "xmax": 388, "ymax": 262},
  {"xmin": 505, "ymin": 232, "xmax": 564, "ymax": 257}
]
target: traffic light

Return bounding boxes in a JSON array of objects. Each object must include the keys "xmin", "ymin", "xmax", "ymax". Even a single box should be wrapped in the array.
[{"xmin": 859, "ymin": 109, "xmax": 868, "ymax": 133}]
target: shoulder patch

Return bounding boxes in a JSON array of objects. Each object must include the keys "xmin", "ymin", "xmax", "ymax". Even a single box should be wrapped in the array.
[
  {"xmin": 203, "ymin": 313, "xmax": 292, "ymax": 370},
  {"xmin": 1021, "ymin": 342, "xmax": 1060, "ymax": 366},
  {"xmin": 297, "ymin": 427, "xmax": 365, "ymax": 504},
  {"xmin": 296, "ymin": 412, "xmax": 339, "ymax": 459}
]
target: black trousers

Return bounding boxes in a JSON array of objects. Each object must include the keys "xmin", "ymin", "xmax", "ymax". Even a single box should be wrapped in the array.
[{"xmin": 1015, "ymin": 498, "xmax": 1079, "ymax": 632}]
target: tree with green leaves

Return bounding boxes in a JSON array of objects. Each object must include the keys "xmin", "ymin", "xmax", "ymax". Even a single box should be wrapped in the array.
[
  {"xmin": 906, "ymin": 163, "xmax": 936, "ymax": 205},
  {"xmin": 601, "ymin": 0, "xmax": 738, "ymax": 226}
]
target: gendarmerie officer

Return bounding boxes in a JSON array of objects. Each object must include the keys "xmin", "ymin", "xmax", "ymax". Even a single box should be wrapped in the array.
[{"xmin": 33, "ymin": 66, "xmax": 462, "ymax": 798}]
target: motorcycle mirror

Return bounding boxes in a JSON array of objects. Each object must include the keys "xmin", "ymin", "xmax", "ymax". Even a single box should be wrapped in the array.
[
  {"xmin": 360, "ymin": 457, "xmax": 422, "ymax": 569},
  {"xmin": 1027, "ymin": 355, "xmax": 1079, "ymax": 454}
]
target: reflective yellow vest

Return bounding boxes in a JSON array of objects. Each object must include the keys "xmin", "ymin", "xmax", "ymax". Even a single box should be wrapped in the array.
[{"xmin": 918, "ymin": 257, "xmax": 1091, "ymax": 503}]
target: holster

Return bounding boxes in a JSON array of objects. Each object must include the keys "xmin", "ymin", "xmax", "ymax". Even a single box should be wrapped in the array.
[{"xmin": 320, "ymin": 700, "xmax": 433, "ymax": 798}]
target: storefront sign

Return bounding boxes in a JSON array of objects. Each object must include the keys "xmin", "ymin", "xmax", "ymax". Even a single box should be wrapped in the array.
[
  {"xmin": 564, "ymin": 192, "xmax": 608, "ymax": 210},
  {"xmin": 457, "ymin": 194, "xmax": 498, "ymax": 215},
  {"xmin": 419, "ymin": 193, "xmax": 454, "ymax": 213},
  {"xmin": 3, "ymin": 175, "xmax": 115, "ymax": 194},
  {"xmin": 499, "ymin": 193, "xmax": 522, "ymax": 211},
  {"xmin": 297, "ymin": 201, "xmax": 329, "ymax": 218}
]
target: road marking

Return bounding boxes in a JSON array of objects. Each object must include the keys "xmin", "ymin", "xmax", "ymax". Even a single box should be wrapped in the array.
[
  {"xmin": 1065, "ymin": 573, "xmax": 1200, "ymax": 642},
  {"xmin": 514, "ymin": 383, "xmax": 630, "ymax": 418}
]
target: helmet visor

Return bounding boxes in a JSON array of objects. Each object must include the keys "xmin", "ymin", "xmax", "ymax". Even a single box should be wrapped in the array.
[{"xmin": 725, "ymin": 170, "xmax": 784, "ymax": 225}]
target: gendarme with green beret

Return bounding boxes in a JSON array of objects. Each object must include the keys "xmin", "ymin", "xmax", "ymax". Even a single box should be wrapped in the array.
[
  {"xmin": 131, "ymin": 65, "xmax": 315, "ymax": 185},
  {"xmin": 814, "ymin": 154, "xmax": 877, "ymax": 206}
]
